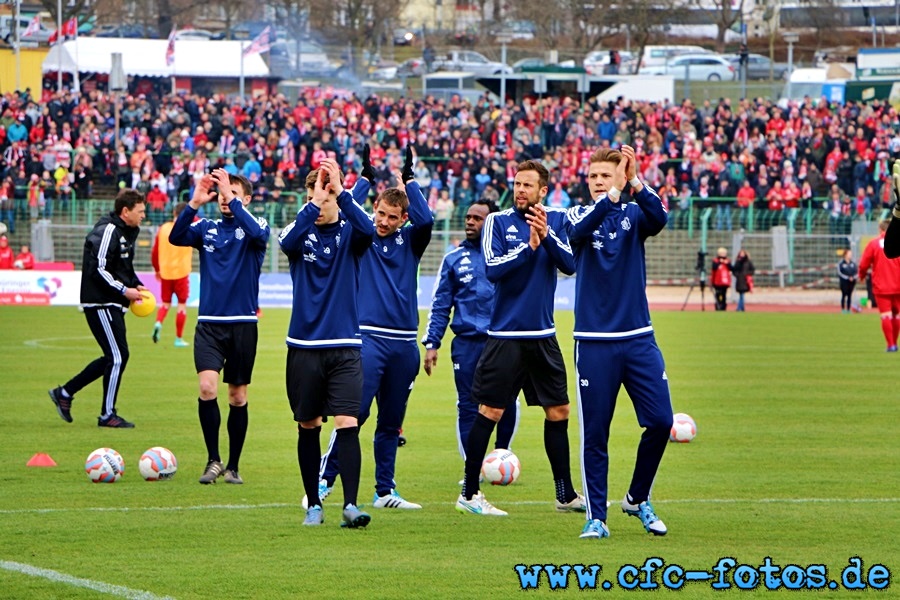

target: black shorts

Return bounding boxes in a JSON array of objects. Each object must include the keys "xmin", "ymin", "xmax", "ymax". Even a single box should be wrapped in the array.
[
  {"xmin": 193, "ymin": 321, "xmax": 258, "ymax": 386},
  {"xmin": 286, "ymin": 347, "xmax": 363, "ymax": 422},
  {"xmin": 471, "ymin": 336, "xmax": 569, "ymax": 409}
]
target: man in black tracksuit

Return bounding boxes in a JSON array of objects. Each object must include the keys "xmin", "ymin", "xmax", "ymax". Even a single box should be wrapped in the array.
[{"xmin": 48, "ymin": 189, "xmax": 147, "ymax": 428}]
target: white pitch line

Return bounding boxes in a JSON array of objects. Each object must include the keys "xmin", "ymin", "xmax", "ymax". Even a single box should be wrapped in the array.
[
  {"xmin": 0, "ymin": 497, "xmax": 897, "ymax": 515},
  {"xmin": 0, "ymin": 560, "xmax": 175, "ymax": 600}
]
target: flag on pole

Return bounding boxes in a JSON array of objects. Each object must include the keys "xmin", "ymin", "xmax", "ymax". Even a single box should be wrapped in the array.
[
  {"xmin": 48, "ymin": 16, "xmax": 77, "ymax": 44},
  {"xmin": 242, "ymin": 26, "xmax": 272, "ymax": 57},
  {"xmin": 22, "ymin": 15, "xmax": 41, "ymax": 39},
  {"xmin": 165, "ymin": 27, "xmax": 176, "ymax": 66}
]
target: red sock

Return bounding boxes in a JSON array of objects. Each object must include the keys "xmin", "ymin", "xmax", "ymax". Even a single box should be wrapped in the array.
[
  {"xmin": 892, "ymin": 316, "xmax": 900, "ymax": 346},
  {"xmin": 156, "ymin": 305, "xmax": 169, "ymax": 325},
  {"xmin": 880, "ymin": 315, "xmax": 893, "ymax": 347},
  {"xmin": 176, "ymin": 311, "xmax": 186, "ymax": 338}
]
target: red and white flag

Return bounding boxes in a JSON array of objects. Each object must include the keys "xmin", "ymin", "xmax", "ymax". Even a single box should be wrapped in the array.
[
  {"xmin": 165, "ymin": 27, "xmax": 176, "ymax": 66},
  {"xmin": 22, "ymin": 15, "xmax": 41, "ymax": 39},
  {"xmin": 48, "ymin": 16, "xmax": 77, "ymax": 44},
  {"xmin": 242, "ymin": 26, "xmax": 271, "ymax": 57}
]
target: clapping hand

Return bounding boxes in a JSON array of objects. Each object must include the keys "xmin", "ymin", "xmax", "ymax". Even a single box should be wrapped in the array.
[
  {"xmin": 401, "ymin": 146, "xmax": 415, "ymax": 184},
  {"xmin": 361, "ymin": 144, "xmax": 375, "ymax": 182}
]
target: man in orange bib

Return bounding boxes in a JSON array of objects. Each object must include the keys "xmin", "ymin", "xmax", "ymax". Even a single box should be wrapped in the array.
[{"xmin": 152, "ymin": 202, "xmax": 193, "ymax": 347}]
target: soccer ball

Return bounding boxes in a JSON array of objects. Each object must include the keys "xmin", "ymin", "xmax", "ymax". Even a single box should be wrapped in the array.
[
  {"xmin": 669, "ymin": 413, "xmax": 697, "ymax": 443},
  {"xmin": 130, "ymin": 290, "xmax": 156, "ymax": 317},
  {"xmin": 481, "ymin": 448, "xmax": 521, "ymax": 485},
  {"xmin": 13, "ymin": 259, "xmax": 23, "ymax": 269},
  {"xmin": 85, "ymin": 447, "xmax": 125, "ymax": 483},
  {"xmin": 138, "ymin": 447, "xmax": 178, "ymax": 481},
  {"xmin": 138, "ymin": 447, "xmax": 177, "ymax": 481}
]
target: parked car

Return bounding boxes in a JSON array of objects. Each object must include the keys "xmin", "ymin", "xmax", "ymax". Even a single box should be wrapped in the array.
[
  {"xmin": 93, "ymin": 23, "xmax": 159, "ymax": 39},
  {"xmin": 724, "ymin": 53, "xmax": 791, "ymax": 80},
  {"xmin": 583, "ymin": 50, "xmax": 634, "ymax": 75},
  {"xmin": 639, "ymin": 53, "xmax": 736, "ymax": 80},
  {"xmin": 637, "ymin": 45, "xmax": 710, "ymax": 69},
  {"xmin": 434, "ymin": 50, "xmax": 512, "ymax": 76},
  {"xmin": 513, "ymin": 57, "xmax": 548, "ymax": 72},
  {"xmin": 397, "ymin": 57, "xmax": 427, "ymax": 77},
  {"xmin": 392, "ymin": 27, "xmax": 416, "ymax": 46},
  {"xmin": 369, "ymin": 60, "xmax": 399, "ymax": 80},
  {"xmin": 0, "ymin": 15, "xmax": 54, "ymax": 45}
]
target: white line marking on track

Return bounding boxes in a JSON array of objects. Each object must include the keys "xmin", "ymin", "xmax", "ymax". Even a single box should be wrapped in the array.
[
  {"xmin": 0, "ymin": 497, "xmax": 896, "ymax": 515},
  {"xmin": 0, "ymin": 560, "xmax": 175, "ymax": 599}
]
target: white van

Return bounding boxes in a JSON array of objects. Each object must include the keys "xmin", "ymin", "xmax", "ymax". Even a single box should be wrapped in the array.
[
  {"xmin": 638, "ymin": 45, "xmax": 710, "ymax": 69},
  {"xmin": 777, "ymin": 68, "xmax": 847, "ymax": 108}
]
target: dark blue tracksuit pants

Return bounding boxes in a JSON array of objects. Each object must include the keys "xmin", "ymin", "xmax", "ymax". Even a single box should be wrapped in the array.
[
  {"xmin": 322, "ymin": 334, "xmax": 420, "ymax": 495},
  {"xmin": 452, "ymin": 335, "xmax": 519, "ymax": 458},
  {"xmin": 575, "ymin": 336, "xmax": 673, "ymax": 522}
]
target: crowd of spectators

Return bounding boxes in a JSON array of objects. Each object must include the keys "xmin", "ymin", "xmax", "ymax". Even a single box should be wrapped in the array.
[{"xmin": 0, "ymin": 84, "xmax": 896, "ymax": 234}]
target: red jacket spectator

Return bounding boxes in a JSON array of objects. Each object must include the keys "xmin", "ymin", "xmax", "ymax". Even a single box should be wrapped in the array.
[
  {"xmin": 0, "ymin": 235, "xmax": 12, "ymax": 268},
  {"xmin": 146, "ymin": 186, "xmax": 168, "ymax": 212},
  {"xmin": 14, "ymin": 246, "xmax": 34, "ymax": 269},
  {"xmin": 736, "ymin": 182, "xmax": 756, "ymax": 208}
]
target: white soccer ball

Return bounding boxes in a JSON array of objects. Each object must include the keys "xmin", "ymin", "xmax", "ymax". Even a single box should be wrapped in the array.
[
  {"xmin": 0, "ymin": 222, "xmax": 7, "ymax": 236},
  {"xmin": 85, "ymin": 447, "xmax": 125, "ymax": 483},
  {"xmin": 12, "ymin": 259, "xmax": 23, "ymax": 269},
  {"xmin": 481, "ymin": 448, "xmax": 521, "ymax": 485},
  {"xmin": 138, "ymin": 446, "xmax": 178, "ymax": 481},
  {"xmin": 669, "ymin": 413, "xmax": 697, "ymax": 443}
]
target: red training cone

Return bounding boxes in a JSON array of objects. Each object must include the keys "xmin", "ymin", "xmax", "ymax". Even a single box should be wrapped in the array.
[{"xmin": 26, "ymin": 453, "xmax": 58, "ymax": 467}]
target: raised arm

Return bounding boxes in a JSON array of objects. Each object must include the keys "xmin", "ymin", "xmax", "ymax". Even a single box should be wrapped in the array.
[
  {"xmin": 278, "ymin": 202, "xmax": 321, "ymax": 255},
  {"xmin": 422, "ymin": 252, "xmax": 455, "ymax": 352},
  {"xmin": 403, "ymin": 179, "xmax": 434, "ymax": 258},
  {"xmin": 169, "ymin": 173, "xmax": 215, "ymax": 248},
  {"xmin": 540, "ymin": 210, "xmax": 575, "ymax": 275},
  {"xmin": 212, "ymin": 168, "xmax": 270, "ymax": 247},
  {"xmin": 621, "ymin": 145, "xmax": 667, "ymax": 238}
]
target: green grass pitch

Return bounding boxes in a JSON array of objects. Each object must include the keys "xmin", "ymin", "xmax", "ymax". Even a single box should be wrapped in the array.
[{"xmin": 0, "ymin": 306, "xmax": 897, "ymax": 599}]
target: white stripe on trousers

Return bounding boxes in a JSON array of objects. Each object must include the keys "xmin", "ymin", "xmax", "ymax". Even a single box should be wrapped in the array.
[
  {"xmin": 98, "ymin": 308, "xmax": 123, "ymax": 419},
  {"xmin": 575, "ymin": 341, "xmax": 592, "ymax": 520},
  {"xmin": 319, "ymin": 428, "xmax": 338, "ymax": 477}
]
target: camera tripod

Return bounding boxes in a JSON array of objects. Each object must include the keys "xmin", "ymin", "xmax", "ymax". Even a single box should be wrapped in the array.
[{"xmin": 681, "ymin": 250, "xmax": 708, "ymax": 312}]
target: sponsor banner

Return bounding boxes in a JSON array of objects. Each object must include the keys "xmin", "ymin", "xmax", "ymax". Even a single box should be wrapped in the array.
[
  {"xmin": 0, "ymin": 292, "xmax": 51, "ymax": 305},
  {"xmin": 0, "ymin": 271, "xmax": 579, "ymax": 310},
  {"xmin": 0, "ymin": 271, "xmax": 81, "ymax": 305}
]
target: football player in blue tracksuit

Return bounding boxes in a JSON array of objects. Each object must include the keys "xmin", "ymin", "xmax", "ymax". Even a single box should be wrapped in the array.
[
  {"xmin": 566, "ymin": 145, "xmax": 672, "ymax": 540},
  {"xmin": 279, "ymin": 159, "xmax": 375, "ymax": 528},
  {"xmin": 317, "ymin": 147, "xmax": 433, "ymax": 510},
  {"xmin": 422, "ymin": 199, "xmax": 520, "ymax": 465},
  {"xmin": 169, "ymin": 169, "xmax": 269, "ymax": 486},
  {"xmin": 456, "ymin": 159, "xmax": 585, "ymax": 517}
]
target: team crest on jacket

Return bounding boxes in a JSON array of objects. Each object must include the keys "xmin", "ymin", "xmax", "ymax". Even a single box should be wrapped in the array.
[
  {"xmin": 395, "ymin": 236, "xmax": 404, "ymax": 245},
  {"xmin": 460, "ymin": 273, "xmax": 474, "ymax": 284},
  {"xmin": 621, "ymin": 217, "xmax": 632, "ymax": 231},
  {"xmin": 235, "ymin": 227, "xmax": 245, "ymax": 240}
]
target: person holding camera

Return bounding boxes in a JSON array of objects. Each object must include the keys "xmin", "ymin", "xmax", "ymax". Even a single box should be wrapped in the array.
[{"xmin": 710, "ymin": 247, "xmax": 732, "ymax": 311}]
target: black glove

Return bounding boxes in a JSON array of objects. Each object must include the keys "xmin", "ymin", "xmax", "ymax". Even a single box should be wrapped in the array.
[
  {"xmin": 361, "ymin": 144, "xmax": 375, "ymax": 182},
  {"xmin": 401, "ymin": 146, "xmax": 414, "ymax": 184}
]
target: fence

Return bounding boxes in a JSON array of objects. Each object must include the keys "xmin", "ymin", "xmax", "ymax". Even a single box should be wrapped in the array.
[{"xmin": 30, "ymin": 214, "xmax": 863, "ymax": 290}]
